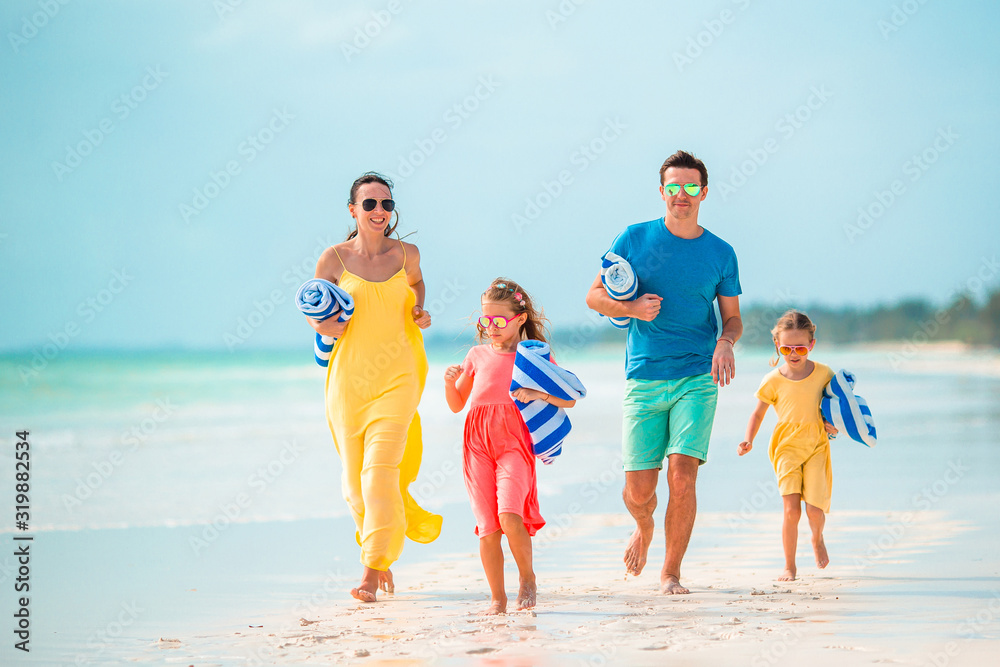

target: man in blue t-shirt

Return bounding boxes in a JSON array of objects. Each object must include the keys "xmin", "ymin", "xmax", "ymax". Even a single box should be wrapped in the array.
[{"xmin": 585, "ymin": 150, "xmax": 743, "ymax": 595}]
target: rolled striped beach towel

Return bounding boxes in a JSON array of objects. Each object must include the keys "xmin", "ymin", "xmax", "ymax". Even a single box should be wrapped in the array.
[
  {"xmin": 295, "ymin": 279, "xmax": 355, "ymax": 367},
  {"xmin": 509, "ymin": 340, "xmax": 587, "ymax": 464},
  {"xmin": 821, "ymin": 369, "xmax": 877, "ymax": 447},
  {"xmin": 600, "ymin": 251, "xmax": 637, "ymax": 329}
]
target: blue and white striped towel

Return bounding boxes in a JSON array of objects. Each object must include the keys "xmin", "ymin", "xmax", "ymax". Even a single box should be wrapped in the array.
[
  {"xmin": 600, "ymin": 251, "xmax": 637, "ymax": 329},
  {"xmin": 295, "ymin": 279, "xmax": 355, "ymax": 367},
  {"xmin": 821, "ymin": 369, "xmax": 877, "ymax": 447},
  {"xmin": 509, "ymin": 340, "xmax": 587, "ymax": 464}
]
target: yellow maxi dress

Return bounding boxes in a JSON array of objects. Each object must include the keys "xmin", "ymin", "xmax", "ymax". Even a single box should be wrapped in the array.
[{"xmin": 324, "ymin": 246, "xmax": 442, "ymax": 570}]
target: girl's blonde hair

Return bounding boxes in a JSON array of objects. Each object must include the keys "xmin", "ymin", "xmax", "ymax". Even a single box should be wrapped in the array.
[
  {"xmin": 769, "ymin": 309, "xmax": 817, "ymax": 367},
  {"xmin": 477, "ymin": 277, "xmax": 548, "ymax": 344}
]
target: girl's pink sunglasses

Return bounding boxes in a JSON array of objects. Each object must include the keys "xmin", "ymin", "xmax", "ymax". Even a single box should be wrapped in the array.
[{"xmin": 478, "ymin": 315, "xmax": 519, "ymax": 329}]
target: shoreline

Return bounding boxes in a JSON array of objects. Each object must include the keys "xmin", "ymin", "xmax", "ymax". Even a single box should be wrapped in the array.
[{"xmin": 3, "ymin": 337, "xmax": 996, "ymax": 358}]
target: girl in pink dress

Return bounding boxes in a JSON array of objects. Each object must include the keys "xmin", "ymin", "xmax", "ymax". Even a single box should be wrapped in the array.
[{"xmin": 444, "ymin": 278, "xmax": 577, "ymax": 615}]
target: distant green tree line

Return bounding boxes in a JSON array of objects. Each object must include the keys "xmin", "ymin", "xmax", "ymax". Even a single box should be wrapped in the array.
[
  {"xmin": 533, "ymin": 288, "xmax": 1000, "ymax": 352},
  {"xmin": 435, "ymin": 289, "xmax": 1000, "ymax": 353},
  {"xmin": 738, "ymin": 289, "xmax": 1000, "ymax": 348}
]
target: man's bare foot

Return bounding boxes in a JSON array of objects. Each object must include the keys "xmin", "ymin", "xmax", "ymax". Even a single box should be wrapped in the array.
[
  {"xmin": 624, "ymin": 518, "xmax": 654, "ymax": 575},
  {"xmin": 480, "ymin": 597, "xmax": 507, "ymax": 616},
  {"xmin": 378, "ymin": 569, "xmax": 394, "ymax": 594},
  {"xmin": 351, "ymin": 567, "xmax": 381, "ymax": 603},
  {"xmin": 778, "ymin": 568, "xmax": 796, "ymax": 582},
  {"xmin": 813, "ymin": 536, "xmax": 829, "ymax": 569},
  {"xmin": 660, "ymin": 574, "xmax": 690, "ymax": 595},
  {"xmin": 516, "ymin": 579, "xmax": 537, "ymax": 610}
]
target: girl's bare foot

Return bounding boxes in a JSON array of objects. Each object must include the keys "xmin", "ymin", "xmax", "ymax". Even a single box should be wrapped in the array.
[
  {"xmin": 624, "ymin": 518, "xmax": 654, "ymax": 575},
  {"xmin": 778, "ymin": 567, "xmax": 796, "ymax": 582},
  {"xmin": 516, "ymin": 579, "xmax": 536, "ymax": 610},
  {"xmin": 813, "ymin": 536, "xmax": 830, "ymax": 569},
  {"xmin": 480, "ymin": 597, "xmax": 507, "ymax": 616},
  {"xmin": 659, "ymin": 574, "xmax": 690, "ymax": 595}
]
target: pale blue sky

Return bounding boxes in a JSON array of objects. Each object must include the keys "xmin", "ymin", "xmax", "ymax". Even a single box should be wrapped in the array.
[{"xmin": 2, "ymin": 0, "xmax": 998, "ymax": 351}]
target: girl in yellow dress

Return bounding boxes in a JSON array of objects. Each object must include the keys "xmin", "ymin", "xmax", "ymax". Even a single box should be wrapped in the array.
[
  {"xmin": 737, "ymin": 310, "xmax": 838, "ymax": 581},
  {"xmin": 306, "ymin": 172, "xmax": 441, "ymax": 602}
]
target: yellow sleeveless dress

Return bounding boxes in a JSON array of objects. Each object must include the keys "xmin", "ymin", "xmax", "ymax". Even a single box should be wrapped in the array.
[{"xmin": 324, "ymin": 245, "xmax": 442, "ymax": 571}]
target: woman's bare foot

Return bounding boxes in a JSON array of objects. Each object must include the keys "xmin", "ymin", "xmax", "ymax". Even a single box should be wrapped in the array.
[
  {"xmin": 778, "ymin": 567, "xmax": 796, "ymax": 582},
  {"xmin": 516, "ymin": 578, "xmax": 537, "ymax": 610},
  {"xmin": 351, "ymin": 566, "xmax": 381, "ymax": 603},
  {"xmin": 624, "ymin": 518, "xmax": 654, "ymax": 576},
  {"xmin": 480, "ymin": 597, "xmax": 507, "ymax": 616},
  {"xmin": 660, "ymin": 574, "xmax": 690, "ymax": 595},
  {"xmin": 378, "ymin": 569, "xmax": 394, "ymax": 594},
  {"xmin": 813, "ymin": 536, "xmax": 830, "ymax": 569},
  {"xmin": 350, "ymin": 586, "xmax": 377, "ymax": 602}
]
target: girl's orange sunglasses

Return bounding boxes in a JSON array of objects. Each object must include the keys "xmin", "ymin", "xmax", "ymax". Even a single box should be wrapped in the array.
[{"xmin": 777, "ymin": 342, "xmax": 813, "ymax": 356}]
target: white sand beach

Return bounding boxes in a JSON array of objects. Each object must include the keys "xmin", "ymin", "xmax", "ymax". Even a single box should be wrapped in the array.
[{"xmin": 113, "ymin": 508, "xmax": 998, "ymax": 666}]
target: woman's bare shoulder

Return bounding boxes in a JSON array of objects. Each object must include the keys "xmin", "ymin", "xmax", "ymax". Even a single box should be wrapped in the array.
[
  {"xmin": 316, "ymin": 244, "xmax": 349, "ymax": 281},
  {"xmin": 401, "ymin": 240, "xmax": 421, "ymax": 263}
]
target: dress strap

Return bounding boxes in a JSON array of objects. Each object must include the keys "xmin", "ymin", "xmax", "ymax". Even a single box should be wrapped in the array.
[
  {"xmin": 332, "ymin": 245, "xmax": 347, "ymax": 270},
  {"xmin": 398, "ymin": 239, "xmax": 406, "ymax": 273}
]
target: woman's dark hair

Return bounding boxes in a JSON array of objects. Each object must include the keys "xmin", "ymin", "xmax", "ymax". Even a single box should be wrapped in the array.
[{"xmin": 346, "ymin": 171, "xmax": 398, "ymax": 240}]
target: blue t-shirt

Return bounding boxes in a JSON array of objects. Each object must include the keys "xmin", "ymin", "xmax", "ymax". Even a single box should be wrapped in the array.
[{"xmin": 608, "ymin": 218, "xmax": 741, "ymax": 380}]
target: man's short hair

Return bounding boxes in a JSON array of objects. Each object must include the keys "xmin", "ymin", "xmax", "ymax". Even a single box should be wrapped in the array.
[{"xmin": 659, "ymin": 151, "xmax": 708, "ymax": 188}]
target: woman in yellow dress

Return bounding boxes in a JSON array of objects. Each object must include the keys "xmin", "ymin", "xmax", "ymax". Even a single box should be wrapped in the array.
[{"xmin": 307, "ymin": 172, "xmax": 442, "ymax": 602}]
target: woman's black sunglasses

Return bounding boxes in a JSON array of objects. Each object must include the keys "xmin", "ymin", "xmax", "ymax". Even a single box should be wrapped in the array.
[{"xmin": 360, "ymin": 198, "xmax": 395, "ymax": 212}]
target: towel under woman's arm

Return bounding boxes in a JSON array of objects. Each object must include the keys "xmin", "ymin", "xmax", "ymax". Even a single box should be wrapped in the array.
[{"xmin": 295, "ymin": 279, "xmax": 355, "ymax": 367}]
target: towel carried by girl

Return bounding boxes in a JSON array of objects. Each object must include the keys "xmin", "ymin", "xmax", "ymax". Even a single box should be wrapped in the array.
[
  {"xmin": 821, "ymin": 369, "xmax": 877, "ymax": 447},
  {"xmin": 509, "ymin": 340, "xmax": 587, "ymax": 464}
]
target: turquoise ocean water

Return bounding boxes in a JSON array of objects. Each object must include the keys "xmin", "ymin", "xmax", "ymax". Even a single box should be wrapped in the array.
[{"xmin": 2, "ymin": 345, "xmax": 998, "ymax": 533}]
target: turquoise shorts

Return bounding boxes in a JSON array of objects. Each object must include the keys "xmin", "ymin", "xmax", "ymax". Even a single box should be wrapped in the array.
[{"xmin": 622, "ymin": 373, "xmax": 718, "ymax": 471}]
